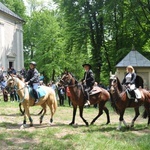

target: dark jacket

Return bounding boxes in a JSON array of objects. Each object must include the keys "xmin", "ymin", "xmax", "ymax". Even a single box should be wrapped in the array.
[
  {"xmin": 9, "ymin": 68, "xmax": 16, "ymax": 75},
  {"xmin": 25, "ymin": 68, "xmax": 39, "ymax": 85},
  {"xmin": 122, "ymin": 72, "xmax": 136, "ymax": 85},
  {"xmin": 83, "ymin": 69, "xmax": 95, "ymax": 87}
]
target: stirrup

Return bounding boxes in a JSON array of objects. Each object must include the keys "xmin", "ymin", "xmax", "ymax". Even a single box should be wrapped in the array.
[
  {"xmin": 84, "ymin": 100, "xmax": 90, "ymax": 106},
  {"xmin": 35, "ymin": 99, "xmax": 39, "ymax": 104},
  {"xmin": 135, "ymin": 98, "xmax": 138, "ymax": 103}
]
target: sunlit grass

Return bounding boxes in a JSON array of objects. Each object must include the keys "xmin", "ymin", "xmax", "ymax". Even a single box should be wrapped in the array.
[{"xmin": 0, "ymin": 99, "xmax": 149, "ymax": 150}]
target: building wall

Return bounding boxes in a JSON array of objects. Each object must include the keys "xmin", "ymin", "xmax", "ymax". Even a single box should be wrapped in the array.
[
  {"xmin": 116, "ymin": 67, "xmax": 150, "ymax": 90},
  {"xmin": 0, "ymin": 12, "xmax": 24, "ymax": 73}
]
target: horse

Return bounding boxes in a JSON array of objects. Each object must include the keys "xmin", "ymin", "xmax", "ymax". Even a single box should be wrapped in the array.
[
  {"xmin": 6, "ymin": 75, "xmax": 57, "ymax": 127},
  {"xmin": 59, "ymin": 72, "xmax": 110, "ymax": 126},
  {"xmin": 109, "ymin": 74, "xmax": 150, "ymax": 130}
]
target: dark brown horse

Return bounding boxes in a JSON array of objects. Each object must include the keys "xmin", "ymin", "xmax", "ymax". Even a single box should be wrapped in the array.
[
  {"xmin": 109, "ymin": 74, "xmax": 150, "ymax": 130},
  {"xmin": 60, "ymin": 72, "xmax": 110, "ymax": 126}
]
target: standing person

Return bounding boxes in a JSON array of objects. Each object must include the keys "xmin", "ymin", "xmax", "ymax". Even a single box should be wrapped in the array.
[
  {"xmin": 0, "ymin": 67, "xmax": 8, "ymax": 102},
  {"xmin": 20, "ymin": 68, "xmax": 26, "ymax": 78},
  {"xmin": 10, "ymin": 67, "xmax": 16, "ymax": 75},
  {"xmin": 25, "ymin": 61, "xmax": 39, "ymax": 104},
  {"xmin": 57, "ymin": 84, "xmax": 65, "ymax": 106},
  {"xmin": 122, "ymin": 65, "xmax": 137, "ymax": 102},
  {"xmin": 66, "ymin": 86, "xmax": 72, "ymax": 106},
  {"xmin": 82, "ymin": 63, "xmax": 95, "ymax": 106}
]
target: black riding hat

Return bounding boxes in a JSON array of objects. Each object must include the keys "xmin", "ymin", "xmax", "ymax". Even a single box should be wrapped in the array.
[
  {"xmin": 82, "ymin": 63, "xmax": 91, "ymax": 69},
  {"xmin": 30, "ymin": 61, "xmax": 37, "ymax": 66}
]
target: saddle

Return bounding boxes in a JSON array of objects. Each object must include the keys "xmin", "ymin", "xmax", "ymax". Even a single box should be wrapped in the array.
[
  {"xmin": 89, "ymin": 86, "xmax": 102, "ymax": 95},
  {"xmin": 126, "ymin": 88, "xmax": 141, "ymax": 99},
  {"xmin": 28, "ymin": 86, "xmax": 46, "ymax": 99}
]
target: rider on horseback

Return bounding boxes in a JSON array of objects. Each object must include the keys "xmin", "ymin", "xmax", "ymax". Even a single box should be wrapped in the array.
[
  {"xmin": 82, "ymin": 63, "xmax": 95, "ymax": 106},
  {"xmin": 122, "ymin": 65, "xmax": 138, "ymax": 102},
  {"xmin": 25, "ymin": 61, "xmax": 39, "ymax": 104}
]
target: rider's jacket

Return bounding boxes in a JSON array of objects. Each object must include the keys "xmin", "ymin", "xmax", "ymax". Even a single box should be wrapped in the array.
[{"xmin": 25, "ymin": 68, "xmax": 39, "ymax": 85}]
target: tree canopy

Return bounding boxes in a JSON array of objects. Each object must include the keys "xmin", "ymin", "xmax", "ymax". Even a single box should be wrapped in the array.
[{"xmin": 1, "ymin": 0, "xmax": 150, "ymax": 85}]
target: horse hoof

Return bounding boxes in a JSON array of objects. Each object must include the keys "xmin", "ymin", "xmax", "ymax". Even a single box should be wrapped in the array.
[
  {"xmin": 72, "ymin": 123, "xmax": 78, "ymax": 128},
  {"xmin": 40, "ymin": 121, "xmax": 42, "ymax": 124},
  {"xmin": 20, "ymin": 124, "xmax": 26, "ymax": 129},
  {"xmin": 30, "ymin": 124, "xmax": 33, "ymax": 127},
  {"xmin": 50, "ymin": 118, "xmax": 53, "ymax": 123},
  {"xmin": 116, "ymin": 127, "xmax": 121, "ymax": 131},
  {"xmin": 86, "ymin": 122, "xmax": 89, "ymax": 127},
  {"xmin": 106, "ymin": 121, "xmax": 110, "ymax": 125},
  {"xmin": 69, "ymin": 122, "xmax": 74, "ymax": 125}
]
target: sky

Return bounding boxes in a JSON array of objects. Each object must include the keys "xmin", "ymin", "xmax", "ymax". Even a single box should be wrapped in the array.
[{"xmin": 23, "ymin": 0, "xmax": 57, "ymax": 15}]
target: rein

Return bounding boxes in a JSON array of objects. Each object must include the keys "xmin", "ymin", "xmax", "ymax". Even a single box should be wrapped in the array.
[{"xmin": 9, "ymin": 77, "xmax": 27, "ymax": 103}]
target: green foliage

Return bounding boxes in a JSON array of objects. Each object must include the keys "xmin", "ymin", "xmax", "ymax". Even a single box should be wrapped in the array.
[
  {"xmin": 2, "ymin": 0, "xmax": 150, "ymax": 84},
  {"xmin": 0, "ymin": 0, "xmax": 26, "ymax": 18}
]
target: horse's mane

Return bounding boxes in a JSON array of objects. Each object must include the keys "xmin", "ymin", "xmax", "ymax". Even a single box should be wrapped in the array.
[
  {"xmin": 70, "ymin": 72, "xmax": 78, "ymax": 84},
  {"xmin": 116, "ymin": 77, "xmax": 123, "ymax": 92}
]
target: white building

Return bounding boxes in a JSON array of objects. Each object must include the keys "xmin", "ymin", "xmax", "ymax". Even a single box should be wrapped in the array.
[
  {"xmin": 116, "ymin": 50, "xmax": 150, "ymax": 89},
  {"xmin": 0, "ymin": 2, "xmax": 24, "ymax": 73}
]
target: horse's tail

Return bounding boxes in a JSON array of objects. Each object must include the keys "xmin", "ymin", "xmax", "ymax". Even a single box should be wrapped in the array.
[{"xmin": 53, "ymin": 93, "xmax": 57, "ymax": 113}]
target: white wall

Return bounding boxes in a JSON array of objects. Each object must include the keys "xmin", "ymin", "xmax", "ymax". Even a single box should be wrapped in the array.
[{"xmin": 0, "ymin": 12, "xmax": 24, "ymax": 72}]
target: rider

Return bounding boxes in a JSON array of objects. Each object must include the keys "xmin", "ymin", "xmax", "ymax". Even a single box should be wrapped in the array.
[
  {"xmin": 82, "ymin": 63, "xmax": 95, "ymax": 106},
  {"xmin": 122, "ymin": 65, "xmax": 137, "ymax": 102},
  {"xmin": 25, "ymin": 61, "xmax": 39, "ymax": 104}
]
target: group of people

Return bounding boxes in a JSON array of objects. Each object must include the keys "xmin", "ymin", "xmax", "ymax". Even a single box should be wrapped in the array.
[{"xmin": 0, "ymin": 60, "xmax": 138, "ymax": 105}]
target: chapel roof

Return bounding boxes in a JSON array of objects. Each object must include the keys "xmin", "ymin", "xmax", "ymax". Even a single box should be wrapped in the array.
[
  {"xmin": 0, "ymin": 2, "xmax": 24, "ymax": 21},
  {"xmin": 116, "ymin": 50, "xmax": 150, "ymax": 68}
]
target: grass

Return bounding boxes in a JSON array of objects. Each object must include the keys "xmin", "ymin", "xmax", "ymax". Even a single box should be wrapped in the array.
[{"xmin": 0, "ymin": 98, "xmax": 149, "ymax": 150}]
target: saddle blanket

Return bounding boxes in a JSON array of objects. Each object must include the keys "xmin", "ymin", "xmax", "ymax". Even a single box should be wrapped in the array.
[
  {"xmin": 28, "ymin": 86, "xmax": 46, "ymax": 99},
  {"xmin": 126, "ymin": 88, "xmax": 141, "ymax": 99},
  {"xmin": 89, "ymin": 86, "xmax": 102, "ymax": 95}
]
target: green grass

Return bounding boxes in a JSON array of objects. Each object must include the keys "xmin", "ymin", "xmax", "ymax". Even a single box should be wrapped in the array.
[{"xmin": 0, "ymin": 99, "xmax": 149, "ymax": 150}]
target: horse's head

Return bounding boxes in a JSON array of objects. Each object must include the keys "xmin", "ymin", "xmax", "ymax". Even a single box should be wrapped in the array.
[
  {"xmin": 60, "ymin": 71, "xmax": 76, "ymax": 86},
  {"xmin": 109, "ymin": 74, "xmax": 122, "ymax": 94},
  {"xmin": 6, "ymin": 76, "xmax": 16, "ymax": 88}
]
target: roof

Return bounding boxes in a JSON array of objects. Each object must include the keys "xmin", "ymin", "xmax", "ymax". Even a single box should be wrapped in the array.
[
  {"xmin": 0, "ymin": 2, "xmax": 24, "ymax": 21},
  {"xmin": 116, "ymin": 50, "xmax": 150, "ymax": 68}
]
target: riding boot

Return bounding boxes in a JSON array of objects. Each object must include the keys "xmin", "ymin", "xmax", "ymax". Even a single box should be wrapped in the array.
[
  {"xmin": 84, "ymin": 90, "xmax": 90, "ymax": 106},
  {"xmin": 33, "ymin": 89, "xmax": 39, "ymax": 103},
  {"xmin": 131, "ymin": 90, "xmax": 138, "ymax": 103}
]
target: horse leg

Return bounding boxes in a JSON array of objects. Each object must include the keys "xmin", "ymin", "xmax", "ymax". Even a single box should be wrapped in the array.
[
  {"xmin": 144, "ymin": 104, "xmax": 150, "ymax": 126},
  {"xmin": 79, "ymin": 106, "xmax": 89, "ymax": 126},
  {"xmin": 69, "ymin": 104, "xmax": 77, "ymax": 125},
  {"xmin": 103, "ymin": 106, "xmax": 110, "ymax": 124},
  {"xmin": 23, "ymin": 104, "xmax": 33, "ymax": 127},
  {"xmin": 39, "ymin": 103, "xmax": 46, "ymax": 124},
  {"xmin": 19, "ymin": 103, "xmax": 25, "ymax": 115},
  {"xmin": 117, "ymin": 109, "xmax": 128, "ymax": 130},
  {"xmin": 90, "ymin": 101, "xmax": 107, "ymax": 125},
  {"xmin": 131, "ymin": 107, "xmax": 140, "ymax": 128}
]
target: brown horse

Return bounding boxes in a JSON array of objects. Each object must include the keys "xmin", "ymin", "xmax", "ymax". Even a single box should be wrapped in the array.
[
  {"xmin": 109, "ymin": 74, "xmax": 150, "ymax": 130},
  {"xmin": 60, "ymin": 72, "xmax": 110, "ymax": 126},
  {"xmin": 6, "ymin": 76, "xmax": 57, "ymax": 127}
]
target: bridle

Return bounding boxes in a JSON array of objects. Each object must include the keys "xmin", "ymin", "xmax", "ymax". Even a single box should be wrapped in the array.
[
  {"xmin": 6, "ymin": 77, "xmax": 27, "ymax": 102},
  {"xmin": 110, "ymin": 76, "xmax": 118, "ymax": 94},
  {"xmin": 60, "ymin": 73, "xmax": 78, "ymax": 87}
]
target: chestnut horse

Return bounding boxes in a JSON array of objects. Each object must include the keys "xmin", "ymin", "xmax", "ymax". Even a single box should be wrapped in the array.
[
  {"xmin": 6, "ymin": 76, "xmax": 57, "ymax": 127},
  {"xmin": 60, "ymin": 72, "xmax": 110, "ymax": 126},
  {"xmin": 109, "ymin": 74, "xmax": 150, "ymax": 130}
]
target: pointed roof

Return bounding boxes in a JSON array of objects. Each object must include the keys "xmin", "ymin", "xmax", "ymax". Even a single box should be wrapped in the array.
[
  {"xmin": 0, "ymin": 2, "xmax": 24, "ymax": 21},
  {"xmin": 116, "ymin": 50, "xmax": 150, "ymax": 67}
]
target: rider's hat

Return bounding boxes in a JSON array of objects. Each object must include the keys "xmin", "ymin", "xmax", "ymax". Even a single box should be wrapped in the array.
[
  {"xmin": 127, "ymin": 65, "xmax": 134, "ymax": 73},
  {"xmin": 30, "ymin": 61, "xmax": 37, "ymax": 66},
  {"xmin": 82, "ymin": 63, "xmax": 91, "ymax": 69}
]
